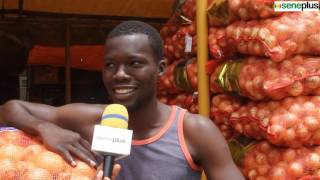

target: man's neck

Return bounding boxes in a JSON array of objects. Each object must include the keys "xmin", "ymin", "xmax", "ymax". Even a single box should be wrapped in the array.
[{"xmin": 128, "ymin": 101, "xmax": 170, "ymax": 140}]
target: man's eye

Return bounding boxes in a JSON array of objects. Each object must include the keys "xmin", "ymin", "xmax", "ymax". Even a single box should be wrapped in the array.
[
  {"xmin": 131, "ymin": 61, "xmax": 142, "ymax": 67},
  {"xmin": 105, "ymin": 63, "xmax": 115, "ymax": 68}
]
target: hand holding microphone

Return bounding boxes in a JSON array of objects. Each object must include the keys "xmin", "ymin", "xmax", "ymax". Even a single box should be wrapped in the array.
[
  {"xmin": 91, "ymin": 104, "xmax": 133, "ymax": 178},
  {"xmin": 93, "ymin": 164, "xmax": 121, "ymax": 180}
]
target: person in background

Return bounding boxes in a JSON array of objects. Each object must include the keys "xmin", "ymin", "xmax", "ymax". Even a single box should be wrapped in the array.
[{"xmin": 0, "ymin": 21, "xmax": 244, "ymax": 180}]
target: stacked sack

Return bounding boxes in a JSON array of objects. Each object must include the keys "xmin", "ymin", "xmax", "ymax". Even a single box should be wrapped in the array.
[
  {"xmin": 158, "ymin": 0, "xmax": 199, "ymax": 118},
  {"xmin": 204, "ymin": 0, "xmax": 320, "ymax": 179},
  {"xmin": 0, "ymin": 127, "xmax": 96, "ymax": 180},
  {"xmin": 157, "ymin": 0, "xmax": 285, "ymax": 141},
  {"xmin": 158, "ymin": 0, "xmax": 292, "ymax": 141},
  {"xmin": 158, "ymin": 0, "xmax": 239, "ymax": 140}
]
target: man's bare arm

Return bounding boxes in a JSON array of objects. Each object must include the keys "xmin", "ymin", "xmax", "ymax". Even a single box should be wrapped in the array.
[
  {"xmin": 0, "ymin": 100, "xmax": 105, "ymax": 166},
  {"xmin": 184, "ymin": 113, "xmax": 245, "ymax": 180}
]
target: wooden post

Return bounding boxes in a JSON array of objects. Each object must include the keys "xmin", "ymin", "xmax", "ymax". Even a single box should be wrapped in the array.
[
  {"xmin": 196, "ymin": 0, "xmax": 210, "ymax": 117},
  {"xmin": 1, "ymin": 0, "xmax": 5, "ymax": 18},
  {"xmin": 18, "ymin": 0, "xmax": 23, "ymax": 18},
  {"xmin": 65, "ymin": 23, "xmax": 71, "ymax": 104},
  {"xmin": 196, "ymin": 0, "xmax": 209, "ymax": 179}
]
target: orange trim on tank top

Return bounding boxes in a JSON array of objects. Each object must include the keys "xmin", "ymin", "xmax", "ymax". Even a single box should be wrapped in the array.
[
  {"xmin": 132, "ymin": 106, "xmax": 177, "ymax": 145},
  {"xmin": 177, "ymin": 110, "xmax": 202, "ymax": 171}
]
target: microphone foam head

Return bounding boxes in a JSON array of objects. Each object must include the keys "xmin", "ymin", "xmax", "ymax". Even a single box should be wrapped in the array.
[{"xmin": 101, "ymin": 104, "xmax": 128, "ymax": 129}]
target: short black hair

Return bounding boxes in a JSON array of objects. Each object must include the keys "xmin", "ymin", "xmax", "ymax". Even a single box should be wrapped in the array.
[{"xmin": 107, "ymin": 21, "xmax": 163, "ymax": 62}]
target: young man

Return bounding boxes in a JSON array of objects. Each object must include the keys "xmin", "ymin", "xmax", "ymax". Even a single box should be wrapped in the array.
[{"xmin": 0, "ymin": 21, "xmax": 244, "ymax": 180}]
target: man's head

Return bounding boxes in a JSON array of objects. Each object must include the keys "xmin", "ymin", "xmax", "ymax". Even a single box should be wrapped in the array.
[
  {"xmin": 107, "ymin": 21, "xmax": 163, "ymax": 62},
  {"xmin": 102, "ymin": 21, "xmax": 165, "ymax": 111}
]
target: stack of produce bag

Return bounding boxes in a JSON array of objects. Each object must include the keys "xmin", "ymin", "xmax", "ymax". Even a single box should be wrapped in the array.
[
  {"xmin": 204, "ymin": 0, "xmax": 320, "ymax": 179},
  {"xmin": 158, "ymin": 0, "xmax": 291, "ymax": 149},
  {"xmin": 159, "ymin": 1, "xmax": 320, "ymax": 178},
  {"xmin": 161, "ymin": 0, "xmax": 198, "ymax": 63},
  {"xmin": 158, "ymin": 0, "xmax": 200, "ymax": 121},
  {"xmin": 158, "ymin": 0, "xmax": 241, "ymax": 140}
]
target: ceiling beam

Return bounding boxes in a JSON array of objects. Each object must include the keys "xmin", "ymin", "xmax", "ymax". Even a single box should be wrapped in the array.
[{"xmin": 0, "ymin": 16, "xmax": 166, "ymax": 46}]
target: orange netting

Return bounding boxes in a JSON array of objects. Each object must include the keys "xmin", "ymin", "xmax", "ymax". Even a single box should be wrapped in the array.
[{"xmin": 0, "ymin": 127, "xmax": 96, "ymax": 180}]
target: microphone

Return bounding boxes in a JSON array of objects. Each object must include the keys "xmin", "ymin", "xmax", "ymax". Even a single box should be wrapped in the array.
[{"xmin": 91, "ymin": 104, "xmax": 133, "ymax": 178}]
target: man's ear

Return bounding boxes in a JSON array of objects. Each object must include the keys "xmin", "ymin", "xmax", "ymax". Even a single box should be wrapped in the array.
[{"xmin": 158, "ymin": 59, "xmax": 167, "ymax": 76}]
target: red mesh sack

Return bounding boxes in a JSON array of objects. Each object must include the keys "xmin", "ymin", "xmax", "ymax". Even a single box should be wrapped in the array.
[
  {"xmin": 159, "ymin": 93, "xmax": 238, "ymax": 140},
  {"xmin": 0, "ymin": 127, "xmax": 96, "ymax": 180},
  {"xmin": 175, "ymin": 0, "xmax": 214, "ymax": 22},
  {"xmin": 158, "ymin": 61, "xmax": 181, "ymax": 95},
  {"xmin": 208, "ymin": 55, "xmax": 320, "ymax": 101},
  {"xmin": 158, "ymin": 93, "xmax": 197, "ymax": 110},
  {"xmin": 233, "ymin": 140, "xmax": 320, "ymax": 180},
  {"xmin": 179, "ymin": 0, "xmax": 197, "ymax": 21},
  {"xmin": 163, "ymin": 23, "xmax": 197, "ymax": 61},
  {"xmin": 160, "ymin": 16, "xmax": 190, "ymax": 40},
  {"xmin": 158, "ymin": 58, "xmax": 198, "ymax": 95},
  {"xmin": 208, "ymin": 28, "xmax": 231, "ymax": 60},
  {"xmin": 160, "ymin": 4, "xmax": 193, "ymax": 39},
  {"xmin": 161, "ymin": 0, "xmax": 217, "ymax": 38},
  {"xmin": 207, "ymin": 0, "xmax": 282, "ymax": 27},
  {"xmin": 188, "ymin": 93, "xmax": 236, "ymax": 140},
  {"xmin": 230, "ymin": 96, "xmax": 320, "ymax": 147},
  {"xmin": 210, "ymin": 94, "xmax": 245, "ymax": 139},
  {"xmin": 209, "ymin": 12, "xmax": 320, "ymax": 62}
]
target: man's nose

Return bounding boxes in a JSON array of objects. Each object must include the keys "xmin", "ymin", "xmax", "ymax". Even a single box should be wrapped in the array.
[{"xmin": 114, "ymin": 65, "xmax": 130, "ymax": 80}]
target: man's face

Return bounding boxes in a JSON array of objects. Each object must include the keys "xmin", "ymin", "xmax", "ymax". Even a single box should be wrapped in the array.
[{"xmin": 102, "ymin": 34, "xmax": 159, "ymax": 110}]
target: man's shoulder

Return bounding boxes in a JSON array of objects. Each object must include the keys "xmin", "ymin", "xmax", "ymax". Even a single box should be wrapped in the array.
[
  {"xmin": 183, "ymin": 111, "xmax": 212, "ymax": 129},
  {"xmin": 183, "ymin": 111, "xmax": 222, "ymax": 140}
]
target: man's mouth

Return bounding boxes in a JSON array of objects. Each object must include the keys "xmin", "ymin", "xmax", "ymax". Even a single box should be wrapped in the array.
[{"xmin": 113, "ymin": 88, "xmax": 136, "ymax": 95}]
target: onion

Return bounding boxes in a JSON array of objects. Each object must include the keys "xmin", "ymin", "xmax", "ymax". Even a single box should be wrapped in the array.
[
  {"xmin": 303, "ymin": 102, "xmax": 316, "ymax": 111},
  {"xmin": 284, "ymin": 113, "xmax": 298, "ymax": 128},
  {"xmin": 289, "ymin": 82, "xmax": 304, "ymax": 97},
  {"xmin": 312, "ymin": 129, "xmax": 320, "ymax": 142},
  {"xmin": 243, "ymin": 154, "xmax": 256, "ymax": 168},
  {"xmin": 265, "ymin": 68, "xmax": 280, "ymax": 81},
  {"xmin": 270, "ymin": 166, "xmax": 286, "ymax": 180},
  {"xmin": 295, "ymin": 124, "xmax": 311, "ymax": 141},
  {"xmin": 304, "ymin": 116, "xmax": 320, "ymax": 131},
  {"xmin": 284, "ymin": 129, "xmax": 296, "ymax": 142},
  {"xmin": 306, "ymin": 153, "xmax": 320, "ymax": 169},
  {"xmin": 267, "ymin": 150, "xmax": 281, "ymax": 164},
  {"xmin": 234, "ymin": 123, "xmax": 243, "ymax": 133},
  {"xmin": 257, "ymin": 165, "xmax": 270, "ymax": 176},
  {"xmin": 259, "ymin": 142, "xmax": 272, "ymax": 154},
  {"xmin": 268, "ymin": 125, "xmax": 285, "ymax": 137},
  {"xmin": 294, "ymin": 66, "xmax": 307, "ymax": 77},
  {"xmin": 289, "ymin": 103, "xmax": 304, "ymax": 118},
  {"xmin": 282, "ymin": 149, "xmax": 296, "ymax": 163},
  {"xmin": 305, "ymin": 76, "xmax": 320, "ymax": 89},
  {"xmin": 255, "ymin": 152, "xmax": 268, "ymax": 165},
  {"xmin": 255, "ymin": 176, "xmax": 268, "ymax": 180},
  {"xmin": 248, "ymin": 169, "xmax": 258, "ymax": 179},
  {"xmin": 287, "ymin": 162, "xmax": 304, "ymax": 178}
]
